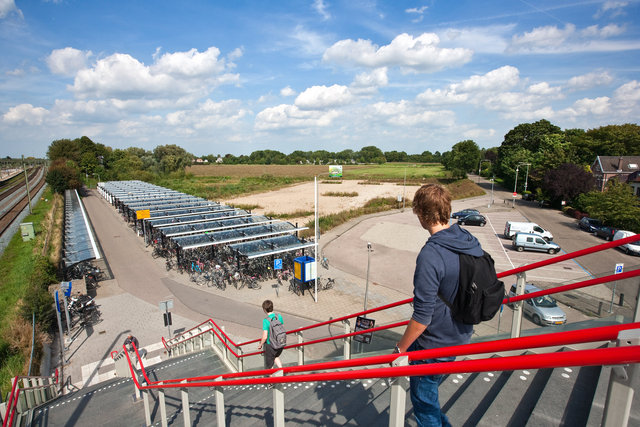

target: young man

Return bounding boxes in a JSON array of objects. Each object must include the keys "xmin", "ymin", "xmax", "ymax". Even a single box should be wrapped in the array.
[
  {"xmin": 258, "ymin": 300, "xmax": 284, "ymax": 370},
  {"xmin": 124, "ymin": 334, "xmax": 139, "ymax": 353},
  {"xmin": 395, "ymin": 184, "xmax": 483, "ymax": 427}
]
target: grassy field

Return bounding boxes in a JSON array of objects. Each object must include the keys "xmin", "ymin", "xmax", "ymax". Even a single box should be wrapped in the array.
[
  {"xmin": 0, "ymin": 188, "xmax": 61, "ymax": 398},
  {"xmin": 171, "ymin": 163, "xmax": 449, "ymax": 201}
]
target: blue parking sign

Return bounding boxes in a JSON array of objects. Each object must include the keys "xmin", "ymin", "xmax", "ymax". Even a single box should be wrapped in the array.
[
  {"xmin": 615, "ymin": 263, "xmax": 624, "ymax": 274},
  {"xmin": 274, "ymin": 258, "xmax": 282, "ymax": 270}
]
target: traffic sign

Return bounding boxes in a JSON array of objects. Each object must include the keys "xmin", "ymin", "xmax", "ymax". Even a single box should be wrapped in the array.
[
  {"xmin": 512, "ymin": 192, "xmax": 517, "ymax": 197},
  {"xmin": 274, "ymin": 258, "xmax": 282, "ymax": 270},
  {"xmin": 615, "ymin": 263, "xmax": 624, "ymax": 274}
]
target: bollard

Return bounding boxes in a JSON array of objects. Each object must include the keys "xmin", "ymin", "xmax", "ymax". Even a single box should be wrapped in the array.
[
  {"xmin": 619, "ymin": 293, "xmax": 624, "ymax": 307},
  {"xmin": 598, "ymin": 302, "xmax": 603, "ymax": 316}
]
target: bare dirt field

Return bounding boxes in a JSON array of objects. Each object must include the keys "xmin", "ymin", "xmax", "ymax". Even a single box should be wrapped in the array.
[{"xmin": 224, "ymin": 180, "xmax": 422, "ymax": 224}]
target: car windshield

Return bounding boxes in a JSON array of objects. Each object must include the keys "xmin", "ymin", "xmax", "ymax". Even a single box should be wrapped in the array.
[{"xmin": 533, "ymin": 295, "xmax": 557, "ymax": 307}]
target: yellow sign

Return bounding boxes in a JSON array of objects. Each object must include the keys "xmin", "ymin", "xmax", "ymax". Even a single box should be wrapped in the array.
[{"xmin": 136, "ymin": 209, "xmax": 151, "ymax": 219}]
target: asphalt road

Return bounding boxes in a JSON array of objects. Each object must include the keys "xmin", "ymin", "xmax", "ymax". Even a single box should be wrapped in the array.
[{"xmin": 474, "ymin": 175, "xmax": 639, "ymax": 315}]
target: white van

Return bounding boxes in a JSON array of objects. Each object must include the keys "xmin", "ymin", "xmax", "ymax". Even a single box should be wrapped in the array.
[
  {"xmin": 612, "ymin": 230, "xmax": 640, "ymax": 255},
  {"xmin": 504, "ymin": 221, "xmax": 553, "ymax": 241},
  {"xmin": 512, "ymin": 233, "xmax": 561, "ymax": 254}
]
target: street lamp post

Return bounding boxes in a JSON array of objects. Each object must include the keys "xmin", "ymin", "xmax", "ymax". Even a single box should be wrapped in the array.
[
  {"xmin": 363, "ymin": 242, "xmax": 372, "ymax": 314},
  {"xmin": 522, "ymin": 163, "xmax": 531, "ymax": 194},
  {"xmin": 512, "ymin": 165, "xmax": 519, "ymax": 208},
  {"xmin": 490, "ymin": 177, "xmax": 495, "ymax": 207}
]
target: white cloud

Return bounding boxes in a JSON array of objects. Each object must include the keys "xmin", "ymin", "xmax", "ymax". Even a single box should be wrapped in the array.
[
  {"xmin": 567, "ymin": 71, "xmax": 613, "ymax": 90},
  {"xmin": 415, "ymin": 88, "xmax": 468, "ymax": 105},
  {"xmin": 291, "ymin": 25, "xmax": 331, "ymax": 56},
  {"xmin": 0, "ymin": 0, "xmax": 22, "ymax": 19},
  {"xmin": 71, "ymin": 47, "xmax": 239, "ymax": 100},
  {"xmin": 280, "ymin": 86, "xmax": 297, "ymax": 97},
  {"xmin": 581, "ymin": 24, "xmax": 625, "ymax": 38},
  {"xmin": 405, "ymin": 6, "xmax": 428, "ymax": 23},
  {"xmin": 47, "ymin": 47, "xmax": 92, "ymax": 76},
  {"xmin": 561, "ymin": 97, "xmax": 611, "ymax": 117},
  {"xmin": 527, "ymin": 82, "xmax": 562, "ymax": 97},
  {"xmin": 369, "ymin": 101, "xmax": 455, "ymax": 127},
  {"xmin": 452, "ymin": 65, "xmax": 520, "ymax": 93},
  {"xmin": 613, "ymin": 80, "xmax": 640, "ymax": 109},
  {"xmin": 463, "ymin": 128, "xmax": 496, "ymax": 139},
  {"xmin": 294, "ymin": 84, "xmax": 353, "ymax": 110},
  {"xmin": 439, "ymin": 25, "xmax": 513, "ymax": 54},
  {"xmin": 323, "ymin": 33, "xmax": 473, "ymax": 72},
  {"xmin": 509, "ymin": 24, "xmax": 575, "ymax": 52},
  {"xmin": 350, "ymin": 67, "xmax": 388, "ymax": 94},
  {"xmin": 166, "ymin": 99, "xmax": 249, "ymax": 129},
  {"xmin": 6, "ymin": 68, "xmax": 24, "ymax": 76},
  {"xmin": 313, "ymin": 0, "xmax": 330, "ymax": 20},
  {"xmin": 151, "ymin": 47, "xmax": 227, "ymax": 77},
  {"xmin": 3, "ymin": 104, "xmax": 50, "ymax": 125},
  {"xmin": 594, "ymin": 1, "xmax": 628, "ymax": 18},
  {"xmin": 255, "ymin": 104, "xmax": 339, "ymax": 130}
]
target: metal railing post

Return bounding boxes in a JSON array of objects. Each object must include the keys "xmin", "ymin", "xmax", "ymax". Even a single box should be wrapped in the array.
[
  {"xmin": 214, "ymin": 377, "xmax": 226, "ymax": 427},
  {"xmin": 343, "ymin": 320, "xmax": 351, "ymax": 360},
  {"xmin": 181, "ymin": 379, "xmax": 191, "ymax": 427},
  {"xmin": 389, "ymin": 355, "xmax": 410, "ymax": 427},
  {"xmin": 297, "ymin": 332, "xmax": 304, "ymax": 366},
  {"xmin": 510, "ymin": 272, "xmax": 526, "ymax": 338},
  {"xmin": 158, "ymin": 381, "xmax": 168, "ymax": 427},
  {"xmin": 142, "ymin": 382, "xmax": 152, "ymax": 426},
  {"xmin": 238, "ymin": 347, "xmax": 244, "ymax": 372},
  {"xmin": 272, "ymin": 370, "xmax": 285, "ymax": 427},
  {"xmin": 222, "ymin": 326, "xmax": 228, "ymax": 362},
  {"xmin": 602, "ymin": 328, "xmax": 640, "ymax": 427}
]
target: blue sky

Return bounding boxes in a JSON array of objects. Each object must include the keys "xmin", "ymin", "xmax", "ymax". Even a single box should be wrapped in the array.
[{"xmin": 1, "ymin": 0, "xmax": 639, "ymax": 158}]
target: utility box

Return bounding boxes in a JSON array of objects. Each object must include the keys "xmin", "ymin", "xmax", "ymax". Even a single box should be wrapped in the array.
[
  {"xmin": 294, "ymin": 256, "xmax": 316, "ymax": 283},
  {"xmin": 20, "ymin": 222, "xmax": 35, "ymax": 241}
]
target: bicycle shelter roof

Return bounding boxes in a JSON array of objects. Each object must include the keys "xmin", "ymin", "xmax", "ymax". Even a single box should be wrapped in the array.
[{"xmin": 63, "ymin": 189, "xmax": 101, "ymax": 267}]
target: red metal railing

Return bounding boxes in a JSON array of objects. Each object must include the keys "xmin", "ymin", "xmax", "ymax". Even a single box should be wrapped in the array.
[
  {"xmin": 161, "ymin": 233, "xmax": 640, "ymax": 363},
  {"xmin": 2, "ymin": 369, "xmax": 59, "ymax": 427}
]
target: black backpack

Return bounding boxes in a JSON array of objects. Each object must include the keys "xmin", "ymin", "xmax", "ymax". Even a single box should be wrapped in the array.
[
  {"xmin": 268, "ymin": 314, "xmax": 287, "ymax": 350},
  {"xmin": 439, "ymin": 251, "xmax": 505, "ymax": 325}
]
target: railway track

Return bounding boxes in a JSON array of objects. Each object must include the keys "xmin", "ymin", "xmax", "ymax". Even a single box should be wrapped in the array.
[
  {"xmin": 0, "ymin": 167, "xmax": 47, "ymax": 237},
  {"xmin": 0, "ymin": 167, "xmax": 41, "ymax": 203}
]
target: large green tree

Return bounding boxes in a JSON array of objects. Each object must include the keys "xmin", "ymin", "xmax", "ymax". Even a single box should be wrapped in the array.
[
  {"xmin": 575, "ymin": 179, "xmax": 640, "ymax": 231},
  {"xmin": 443, "ymin": 139, "xmax": 481, "ymax": 179}
]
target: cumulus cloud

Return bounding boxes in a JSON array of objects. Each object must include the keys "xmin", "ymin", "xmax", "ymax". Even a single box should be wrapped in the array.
[
  {"xmin": 527, "ymin": 82, "xmax": 562, "ymax": 97},
  {"xmin": 294, "ymin": 84, "xmax": 353, "ymax": 110},
  {"xmin": 613, "ymin": 80, "xmax": 640, "ymax": 109},
  {"xmin": 451, "ymin": 65, "xmax": 520, "ymax": 93},
  {"xmin": 440, "ymin": 25, "xmax": 513, "ymax": 55},
  {"xmin": 47, "ymin": 47, "xmax": 92, "ymax": 76},
  {"xmin": 291, "ymin": 25, "xmax": 331, "ymax": 56},
  {"xmin": 415, "ymin": 88, "xmax": 468, "ymax": 105},
  {"xmin": 71, "ymin": 47, "xmax": 239, "ymax": 100},
  {"xmin": 369, "ymin": 100, "xmax": 455, "ymax": 127},
  {"xmin": 323, "ymin": 33, "xmax": 473, "ymax": 72},
  {"xmin": 350, "ymin": 67, "xmax": 388, "ymax": 95},
  {"xmin": 255, "ymin": 104, "xmax": 339, "ymax": 130},
  {"xmin": 567, "ymin": 71, "xmax": 613, "ymax": 90},
  {"xmin": 581, "ymin": 24, "xmax": 624, "ymax": 38},
  {"xmin": 280, "ymin": 86, "xmax": 297, "ymax": 97},
  {"xmin": 166, "ymin": 99, "xmax": 249, "ymax": 129},
  {"xmin": 3, "ymin": 104, "xmax": 50, "ymax": 125},
  {"xmin": 0, "ymin": 0, "xmax": 22, "ymax": 19},
  {"xmin": 463, "ymin": 128, "xmax": 496, "ymax": 139}
]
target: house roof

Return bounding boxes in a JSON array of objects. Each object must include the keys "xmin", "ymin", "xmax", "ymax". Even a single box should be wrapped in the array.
[{"xmin": 593, "ymin": 156, "xmax": 640, "ymax": 174}]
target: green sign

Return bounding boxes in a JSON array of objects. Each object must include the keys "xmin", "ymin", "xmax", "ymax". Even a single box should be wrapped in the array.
[{"xmin": 328, "ymin": 165, "xmax": 342, "ymax": 178}]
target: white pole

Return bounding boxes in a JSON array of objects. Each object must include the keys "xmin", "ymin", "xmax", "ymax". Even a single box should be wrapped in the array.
[
  {"xmin": 402, "ymin": 169, "xmax": 406, "ymax": 211},
  {"xmin": 314, "ymin": 176, "xmax": 318, "ymax": 303}
]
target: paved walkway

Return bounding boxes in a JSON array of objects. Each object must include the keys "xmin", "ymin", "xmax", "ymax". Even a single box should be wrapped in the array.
[{"xmin": 51, "ymin": 181, "xmax": 622, "ymax": 392}]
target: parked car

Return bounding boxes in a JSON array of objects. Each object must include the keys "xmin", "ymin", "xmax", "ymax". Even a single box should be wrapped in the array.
[
  {"xmin": 594, "ymin": 225, "xmax": 618, "ymax": 241},
  {"xmin": 512, "ymin": 233, "xmax": 561, "ymax": 254},
  {"xmin": 612, "ymin": 230, "xmax": 640, "ymax": 255},
  {"xmin": 508, "ymin": 284, "xmax": 567, "ymax": 326},
  {"xmin": 451, "ymin": 208, "xmax": 479, "ymax": 219},
  {"xmin": 504, "ymin": 221, "xmax": 553, "ymax": 241},
  {"xmin": 458, "ymin": 214, "xmax": 486, "ymax": 227},
  {"xmin": 578, "ymin": 217, "xmax": 602, "ymax": 233}
]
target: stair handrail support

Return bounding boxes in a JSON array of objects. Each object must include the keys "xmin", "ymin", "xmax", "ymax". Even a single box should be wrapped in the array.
[{"xmin": 602, "ymin": 328, "xmax": 640, "ymax": 427}]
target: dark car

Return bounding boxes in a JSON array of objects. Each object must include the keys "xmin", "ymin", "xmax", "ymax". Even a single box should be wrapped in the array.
[
  {"xmin": 451, "ymin": 208, "xmax": 480, "ymax": 219},
  {"xmin": 578, "ymin": 217, "xmax": 602, "ymax": 232},
  {"xmin": 458, "ymin": 214, "xmax": 486, "ymax": 227},
  {"xmin": 595, "ymin": 225, "xmax": 618, "ymax": 241}
]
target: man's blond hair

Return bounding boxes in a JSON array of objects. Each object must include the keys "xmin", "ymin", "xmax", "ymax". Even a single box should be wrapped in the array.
[{"xmin": 412, "ymin": 184, "xmax": 452, "ymax": 226}]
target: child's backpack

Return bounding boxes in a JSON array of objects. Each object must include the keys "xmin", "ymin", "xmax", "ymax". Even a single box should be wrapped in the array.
[
  {"xmin": 440, "ymin": 251, "xmax": 505, "ymax": 325},
  {"xmin": 268, "ymin": 314, "xmax": 287, "ymax": 349}
]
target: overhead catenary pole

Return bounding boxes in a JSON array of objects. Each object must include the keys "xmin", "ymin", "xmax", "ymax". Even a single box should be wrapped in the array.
[{"xmin": 22, "ymin": 155, "xmax": 32, "ymax": 214}]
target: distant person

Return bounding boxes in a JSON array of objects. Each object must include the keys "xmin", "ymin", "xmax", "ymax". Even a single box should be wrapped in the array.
[
  {"xmin": 124, "ymin": 334, "xmax": 139, "ymax": 353},
  {"xmin": 258, "ymin": 300, "xmax": 285, "ymax": 370},
  {"xmin": 394, "ymin": 184, "xmax": 484, "ymax": 426}
]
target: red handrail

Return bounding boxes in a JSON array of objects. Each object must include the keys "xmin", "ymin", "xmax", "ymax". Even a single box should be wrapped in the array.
[
  {"xmin": 2, "ymin": 371, "xmax": 60, "ymax": 427},
  {"xmin": 136, "ymin": 322, "xmax": 640, "ymax": 386},
  {"xmin": 127, "ymin": 345, "xmax": 640, "ymax": 390},
  {"xmin": 497, "ymin": 233, "xmax": 640, "ymax": 279}
]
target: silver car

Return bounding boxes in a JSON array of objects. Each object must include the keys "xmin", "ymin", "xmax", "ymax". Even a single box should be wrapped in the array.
[{"xmin": 508, "ymin": 284, "xmax": 567, "ymax": 326}]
